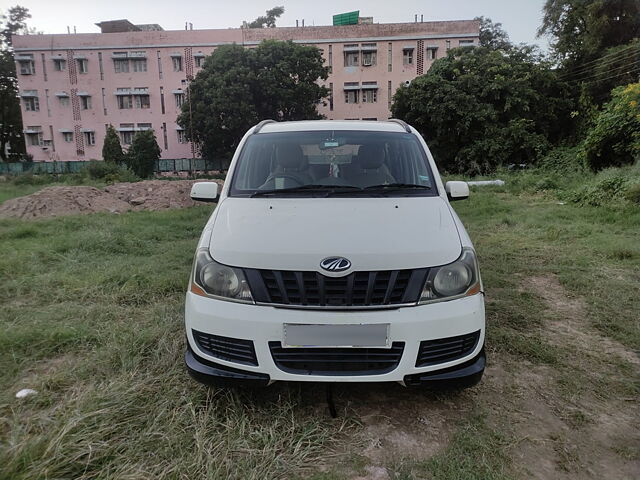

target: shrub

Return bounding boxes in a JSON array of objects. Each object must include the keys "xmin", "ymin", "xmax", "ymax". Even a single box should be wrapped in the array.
[
  {"xmin": 583, "ymin": 83, "xmax": 640, "ymax": 171},
  {"xmin": 10, "ymin": 173, "xmax": 54, "ymax": 185},
  {"xmin": 125, "ymin": 130, "xmax": 161, "ymax": 179},
  {"xmin": 538, "ymin": 145, "xmax": 586, "ymax": 174},
  {"xmin": 102, "ymin": 125, "xmax": 125, "ymax": 165},
  {"xmin": 624, "ymin": 183, "xmax": 640, "ymax": 205},
  {"xmin": 84, "ymin": 161, "xmax": 122, "ymax": 180},
  {"xmin": 82, "ymin": 161, "xmax": 139, "ymax": 183},
  {"xmin": 567, "ymin": 167, "xmax": 640, "ymax": 206}
]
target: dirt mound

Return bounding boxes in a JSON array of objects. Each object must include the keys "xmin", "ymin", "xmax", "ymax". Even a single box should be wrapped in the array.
[{"xmin": 0, "ymin": 180, "xmax": 222, "ymax": 220}]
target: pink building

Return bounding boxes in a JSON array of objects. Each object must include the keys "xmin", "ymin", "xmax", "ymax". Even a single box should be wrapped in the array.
[{"xmin": 13, "ymin": 18, "xmax": 479, "ymax": 161}]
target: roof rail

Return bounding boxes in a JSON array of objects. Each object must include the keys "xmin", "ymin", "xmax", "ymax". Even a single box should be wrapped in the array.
[
  {"xmin": 387, "ymin": 118, "xmax": 411, "ymax": 133},
  {"xmin": 253, "ymin": 119, "xmax": 276, "ymax": 134}
]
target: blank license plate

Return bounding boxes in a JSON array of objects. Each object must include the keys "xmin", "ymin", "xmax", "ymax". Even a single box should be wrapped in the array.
[{"xmin": 283, "ymin": 323, "xmax": 389, "ymax": 348}]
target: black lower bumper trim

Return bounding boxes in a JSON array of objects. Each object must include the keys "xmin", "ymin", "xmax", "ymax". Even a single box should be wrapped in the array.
[
  {"xmin": 403, "ymin": 348, "xmax": 485, "ymax": 389},
  {"xmin": 185, "ymin": 345, "xmax": 270, "ymax": 387}
]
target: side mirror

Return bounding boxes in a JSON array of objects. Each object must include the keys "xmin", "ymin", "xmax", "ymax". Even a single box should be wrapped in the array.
[
  {"xmin": 445, "ymin": 181, "xmax": 469, "ymax": 201},
  {"xmin": 190, "ymin": 182, "xmax": 219, "ymax": 202}
]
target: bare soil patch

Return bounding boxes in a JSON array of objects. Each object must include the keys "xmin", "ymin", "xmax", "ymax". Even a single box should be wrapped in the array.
[
  {"xmin": 0, "ymin": 180, "xmax": 222, "ymax": 220},
  {"xmin": 528, "ymin": 275, "xmax": 639, "ymax": 367}
]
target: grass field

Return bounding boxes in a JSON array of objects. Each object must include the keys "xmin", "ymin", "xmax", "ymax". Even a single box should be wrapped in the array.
[{"xmin": 1, "ymin": 179, "xmax": 638, "ymax": 479}]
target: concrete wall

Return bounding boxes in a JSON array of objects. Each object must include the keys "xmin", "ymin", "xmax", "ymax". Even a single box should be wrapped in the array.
[{"xmin": 13, "ymin": 20, "xmax": 479, "ymax": 161}]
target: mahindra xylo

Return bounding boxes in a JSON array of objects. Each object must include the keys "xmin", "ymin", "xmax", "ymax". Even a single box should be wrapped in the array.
[{"xmin": 185, "ymin": 120, "xmax": 485, "ymax": 389}]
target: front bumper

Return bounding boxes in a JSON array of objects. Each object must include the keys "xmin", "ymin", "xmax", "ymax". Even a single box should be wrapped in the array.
[{"xmin": 184, "ymin": 291, "xmax": 485, "ymax": 384}]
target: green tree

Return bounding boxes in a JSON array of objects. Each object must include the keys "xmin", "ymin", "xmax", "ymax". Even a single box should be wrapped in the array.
[
  {"xmin": 102, "ymin": 124, "xmax": 125, "ymax": 164},
  {"xmin": 475, "ymin": 16, "xmax": 511, "ymax": 50},
  {"xmin": 582, "ymin": 83, "xmax": 640, "ymax": 170},
  {"xmin": 0, "ymin": 5, "xmax": 31, "ymax": 161},
  {"xmin": 178, "ymin": 40, "xmax": 328, "ymax": 161},
  {"xmin": 538, "ymin": 0, "xmax": 639, "ymax": 65},
  {"xmin": 392, "ymin": 46, "xmax": 574, "ymax": 174},
  {"xmin": 244, "ymin": 6, "xmax": 284, "ymax": 28},
  {"xmin": 125, "ymin": 130, "xmax": 160, "ymax": 178}
]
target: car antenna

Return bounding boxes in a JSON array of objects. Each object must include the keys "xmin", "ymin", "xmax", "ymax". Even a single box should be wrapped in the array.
[{"xmin": 326, "ymin": 384, "xmax": 337, "ymax": 418}]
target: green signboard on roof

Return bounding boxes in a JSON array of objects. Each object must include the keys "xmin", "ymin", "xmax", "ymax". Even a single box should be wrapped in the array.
[{"xmin": 333, "ymin": 11, "xmax": 360, "ymax": 26}]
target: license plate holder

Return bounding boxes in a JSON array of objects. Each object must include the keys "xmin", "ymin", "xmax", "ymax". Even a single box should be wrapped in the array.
[{"xmin": 283, "ymin": 323, "xmax": 390, "ymax": 348}]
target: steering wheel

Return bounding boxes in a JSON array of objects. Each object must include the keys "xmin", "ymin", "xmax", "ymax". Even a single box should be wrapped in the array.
[{"xmin": 259, "ymin": 173, "xmax": 305, "ymax": 189}]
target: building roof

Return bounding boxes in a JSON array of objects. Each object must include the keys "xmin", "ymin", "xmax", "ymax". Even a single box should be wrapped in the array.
[{"xmin": 14, "ymin": 19, "xmax": 478, "ymax": 51}]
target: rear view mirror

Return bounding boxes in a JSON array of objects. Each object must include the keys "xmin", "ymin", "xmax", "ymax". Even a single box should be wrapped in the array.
[
  {"xmin": 190, "ymin": 182, "xmax": 219, "ymax": 202},
  {"xmin": 445, "ymin": 181, "xmax": 469, "ymax": 201}
]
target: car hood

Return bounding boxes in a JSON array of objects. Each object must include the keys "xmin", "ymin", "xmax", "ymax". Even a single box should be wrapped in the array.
[{"xmin": 209, "ymin": 197, "xmax": 462, "ymax": 272}]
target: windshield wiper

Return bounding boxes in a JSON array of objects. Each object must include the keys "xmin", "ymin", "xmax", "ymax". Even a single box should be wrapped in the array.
[
  {"xmin": 363, "ymin": 183, "xmax": 432, "ymax": 192},
  {"xmin": 251, "ymin": 184, "xmax": 361, "ymax": 197}
]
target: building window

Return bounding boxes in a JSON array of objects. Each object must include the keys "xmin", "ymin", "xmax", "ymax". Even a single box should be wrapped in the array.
[
  {"xmin": 194, "ymin": 56, "xmax": 204, "ymax": 68},
  {"xmin": 120, "ymin": 124, "xmax": 135, "ymax": 145},
  {"xmin": 23, "ymin": 96, "xmax": 40, "ymax": 111},
  {"xmin": 388, "ymin": 43, "xmax": 392, "ymax": 72},
  {"xmin": 117, "ymin": 95, "xmax": 133, "ymax": 109},
  {"xmin": 114, "ymin": 59, "xmax": 129, "ymax": 73},
  {"xmin": 446, "ymin": 40, "xmax": 451, "ymax": 51},
  {"xmin": 77, "ymin": 59, "xmax": 88, "ymax": 74},
  {"xmin": 53, "ymin": 58, "xmax": 66, "ymax": 71},
  {"xmin": 132, "ymin": 59, "xmax": 147, "ymax": 72},
  {"xmin": 345, "ymin": 90, "xmax": 359, "ymax": 104},
  {"xmin": 137, "ymin": 123, "xmax": 152, "ymax": 131},
  {"xmin": 403, "ymin": 48, "xmax": 414, "ymax": 65},
  {"xmin": 328, "ymin": 45, "xmax": 332, "ymax": 73},
  {"xmin": 80, "ymin": 96, "xmax": 92, "ymax": 110},
  {"xmin": 25, "ymin": 127, "xmax": 42, "ymax": 146},
  {"xmin": 59, "ymin": 96, "xmax": 69, "ymax": 106},
  {"xmin": 18, "ymin": 59, "xmax": 35, "ymax": 75},
  {"xmin": 427, "ymin": 48, "xmax": 437, "ymax": 60},
  {"xmin": 344, "ymin": 51, "xmax": 359, "ymax": 67},
  {"xmin": 175, "ymin": 92, "xmax": 185, "ymax": 108},
  {"xmin": 459, "ymin": 39, "xmax": 474, "ymax": 47},
  {"xmin": 135, "ymin": 94, "xmax": 150, "ymax": 109},
  {"xmin": 362, "ymin": 89, "xmax": 377, "ymax": 103},
  {"xmin": 177, "ymin": 129, "xmax": 187, "ymax": 143},
  {"xmin": 362, "ymin": 51, "xmax": 377, "ymax": 66},
  {"xmin": 388, "ymin": 80, "xmax": 392, "ymax": 109},
  {"xmin": 62, "ymin": 132, "xmax": 73, "ymax": 142},
  {"xmin": 172, "ymin": 56, "xmax": 183, "ymax": 72},
  {"xmin": 84, "ymin": 131, "xmax": 96, "ymax": 146}
]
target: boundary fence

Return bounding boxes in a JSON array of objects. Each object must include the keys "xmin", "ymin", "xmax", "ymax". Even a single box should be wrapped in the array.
[{"xmin": 0, "ymin": 158, "xmax": 230, "ymax": 175}]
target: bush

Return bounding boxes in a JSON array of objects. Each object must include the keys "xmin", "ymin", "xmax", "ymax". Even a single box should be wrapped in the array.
[
  {"xmin": 624, "ymin": 183, "xmax": 640, "ymax": 205},
  {"xmin": 84, "ymin": 161, "xmax": 121, "ymax": 180},
  {"xmin": 567, "ymin": 166, "xmax": 640, "ymax": 206},
  {"xmin": 538, "ymin": 145, "xmax": 586, "ymax": 174},
  {"xmin": 125, "ymin": 130, "xmax": 161, "ymax": 179},
  {"xmin": 10, "ymin": 173, "xmax": 54, "ymax": 186},
  {"xmin": 82, "ymin": 161, "xmax": 139, "ymax": 183},
  {"xmin": 583, "ymin": 83, "xmax": 640, "ymax": 171}
]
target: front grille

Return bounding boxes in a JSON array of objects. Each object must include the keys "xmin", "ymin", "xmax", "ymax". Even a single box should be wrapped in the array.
[
  {"xmin": 269, "ymin": 341, "xmax": 404, "ymax": 375},
  {"xmin": 244, "ymin": 268, "xmax": 427, "ymax": 308},
  {"xmin": 416, "ymin": 331, "xmax": 480, "ymax": 367},
  {"xmin": 192, "ymin": 330, "xmax": 258, "ymax": 366}
]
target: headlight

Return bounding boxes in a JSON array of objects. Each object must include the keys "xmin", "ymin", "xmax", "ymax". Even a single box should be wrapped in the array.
[
  {"xmin": 418, "ymin": 248, "xmax": 481, "ymax": 304},
  {"xmin": 190, "ymin": 249, "xmax": 254, "ymax": 303}
]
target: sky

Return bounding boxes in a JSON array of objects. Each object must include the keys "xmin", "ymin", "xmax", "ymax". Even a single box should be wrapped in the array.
[{"xmin": 6, "ymin": 0, "xmax": 551, "ymax": 49}]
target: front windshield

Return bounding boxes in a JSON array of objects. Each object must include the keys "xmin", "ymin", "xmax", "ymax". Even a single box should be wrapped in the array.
[{"xmin": 229, "ymin": 130, "xmax": 438, "ymax": 197}]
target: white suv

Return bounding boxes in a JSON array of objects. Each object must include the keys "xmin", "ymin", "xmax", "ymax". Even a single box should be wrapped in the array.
[{"xmin": 185, "ymin": 120, "xmax": 485, "ymax": 389}]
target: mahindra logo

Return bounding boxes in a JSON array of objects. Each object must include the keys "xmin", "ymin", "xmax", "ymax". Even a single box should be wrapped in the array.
[{"xmin": 320, "ymin": 256, "xmax": 351, "ymax": 272}]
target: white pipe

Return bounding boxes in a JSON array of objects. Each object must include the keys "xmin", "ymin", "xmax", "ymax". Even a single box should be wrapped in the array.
[{"xmin": 466, "ymin": 180, "xmax": 505, "ymax": 187}]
